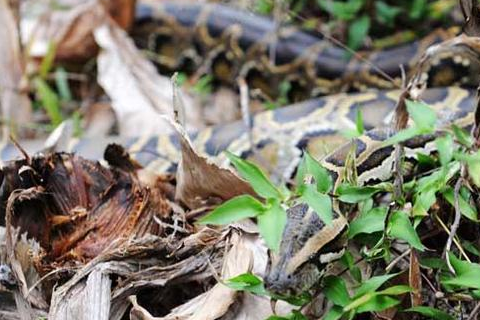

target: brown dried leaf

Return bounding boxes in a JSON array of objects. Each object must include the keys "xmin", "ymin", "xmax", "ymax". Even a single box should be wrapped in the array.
[
  {"xmin": 409, "ymin": 249, "xmax": 422, "ymax": 307},
  {"xmin": 167, "ymin": 117, "xmax": 257, "ymax": 209},
  {"xmin": 23, "ymin": 0, "xmax": 135, "ymax": 61}
]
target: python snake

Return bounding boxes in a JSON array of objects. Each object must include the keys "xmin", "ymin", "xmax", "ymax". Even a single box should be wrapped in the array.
[
  {"xmin": 1, "ymin": 0, "xmax": 480, "ymax": 299},
  {"xmin": 133, "ymin": 1, "xmax": 480, "ymax": 100}
]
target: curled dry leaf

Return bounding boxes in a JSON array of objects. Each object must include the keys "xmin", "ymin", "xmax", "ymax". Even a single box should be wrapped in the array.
[
  {"xmin": 164, "ymin": 115, "xmax": 257, "ymax": 209},
  {"xmin": 0, "ymin": 0, "xmax": 32, "ymax": 140}
]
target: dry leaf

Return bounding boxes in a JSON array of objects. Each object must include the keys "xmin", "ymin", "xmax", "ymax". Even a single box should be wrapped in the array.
[{"xmin": 0, "ymin": 0, "xmax": 32, "ymax": 140}]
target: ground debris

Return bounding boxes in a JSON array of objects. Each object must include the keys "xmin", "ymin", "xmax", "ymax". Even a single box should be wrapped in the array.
[{"xmin": 0, "ymin": 145, "xmax": 274, "ymax": 319}]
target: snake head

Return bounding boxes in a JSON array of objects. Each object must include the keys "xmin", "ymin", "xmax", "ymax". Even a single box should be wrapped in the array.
[{"xmin": 263, "ymin": 203, "xmax": 348, "ymax": 297}]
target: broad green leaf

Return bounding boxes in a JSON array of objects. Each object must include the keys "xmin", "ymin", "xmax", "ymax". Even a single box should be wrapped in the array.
[
  {"xmin": 375, "ymin": 2, "xmax": 402, "ymax": 26},
  {"xmin": 404, "ymin": 306, "xmax": 454, "ymax": 320},
  {"xmin": 406, "ymin": 99, "xmax": 437, "ymax": 130},
  {"xmin": 435, "ymin": 134, "xmax": 454, "ymax": 166},
  {"xmin": 348, "ymin": 15, "xmax": 370, "ymax": 51},
  {"xmin": 412, "ymin": 188, "xmax": 436, "ymax": 217},
  {"xmin": 354, "ymin": 273, "xmax": 398, "ymax": 298},
  {"xmin": 452, "ymin": 124, "xmax": 473, "ymax": 147},
  {"xmin": 383, "ymin": 127, "xmax": 421, "ymax": 146},
  {"xmin": 39, "ymin": 41, "xmax": 57, "ymax": 78},
  {"xmin": 442, "ymin": 187, "xmax": 478, "ymax": 221},
  {"xmin": 254, "ymin": 0, "xmax": 273, "ymax": 14},
  {"xmin": 295, "ymin": 152, "xmax": 332, "ymax": 193},
  {"xmin": 377, "ymin": 285, "xmax": 411, "ymax": 295},
  {"xmin": 323, "ymin": 276, "xmax": 351, "ymax": 307},
  {"xmin": 416, "ymin": 152, "xmax": 436, "ymax": 167},
  {"xmin": 388, "ymin": 211, "xmax": 425, "ymax": 251},
  {"xmin": 336, "ymin": 184, "xmax": 380, "ymax": 203},
  {"xmin": 463, "ymin": 240, "xmax": 480, "ymax": 257},
  {"xmin": 299, "ymin": 184, "xmax": 332, "ymax": 225},
  {"xmin": 318, "ymin": 0, "xmax": 364, "ymax": 20},
  {"xmin": 348, "ymin": 206, "xmax": 387, "ymax": 238},
  {"xmin": 354, "ymin": 295, "xmax": 400, "ymax": 313},
  {"xmin": 322, "ymin": 305, "xmax": 344, "ymax": 320},
  {"xmin": 340, "ymin": 252, "xmax": 362, "ymax": 282},
  {"xmin": 257, "ymin": 200, "xmax": 287, "ymax": 252},
  {"xmin": 55, "ymin": 67, "xmax": 72, "ymax": 101},
  {"xmin": 34, "ymin": 77, "xmax": 63, "ymax": 126},
  {"xmin": 198, "ymin": 195, "xmax": 264, "ymax": 225},
  {"xmin": 227, "ymin": 152, "xmax": 283, "ymax": 200},
  {"xmin": 410, "ymin": 0, "xmax": 427, "ymax": 19},
  {"xmin": 224, "ymin": 273, "xmax": 267, "ymax": 295},
  {"xmin": 442, "ymin": 254, "xmax": 480, "ymax": 289}
]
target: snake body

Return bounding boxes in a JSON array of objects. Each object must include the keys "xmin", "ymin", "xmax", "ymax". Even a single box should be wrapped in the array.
[{"xmin": 132, "ymin": 1, "xmax": 480, "ymax": 100}]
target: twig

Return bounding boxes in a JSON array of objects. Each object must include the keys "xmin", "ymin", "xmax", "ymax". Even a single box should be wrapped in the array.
[
  {"xmin": 468, "ymin": 301, "xmax": 480, "ymax": 320},
  {"xmin": 434, "ymin": 214, "xmax": 470, "ymax": 262},
  {"xmin": 171, "ymin": 73, "xmax": 186, "ymax": 126},
  {"xmin": 385, "ymin": 248, "xmax": 411, "ymax": 273},
  {"xmin": 238, "ymin": 77, "xmax": 254, "ymax": 151},
  {"xmin": 445, "ymin": 174, "xmax": 465, "ymax": 275}
]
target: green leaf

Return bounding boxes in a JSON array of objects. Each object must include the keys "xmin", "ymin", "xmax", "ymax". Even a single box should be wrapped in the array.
[
  {"xmin": 257, "ymin": 200, "xmax": 287, "ymax": 252},
  {"xmin": 34, "ymin": 77, "xmax": 63, "ymax": 126},
  {"xmin": 39, "ymin": 41, "xmax": 57, "ymax": 78},
  {"xmin": 356, "ymin": 109, "xmax": 364, "ymax": 134},
  {"xmin": 388, "ymin": 211, "xmax": 425, "ymax": 251},
  {"xmin": 435, "ymin": 134, "xmax": 454, "ymax": 166},
  {"xmin": 442, "ymin": 254, "xmax": 480, "ymax": 289},
  {"xmin": 322, "ymin": 305, "xmax": 344, "ymax": 320},
  {"xmin": 406, "ymin": 99, "xmax": 437, "ymax": 130},
  {"xmin": 55, "ymin": 67, "xmax": 72, "ymax": 101},
  {"xmin": 404, "ymin": 306, "xmax": 454, "ymax": 320},
  {"xmin": 377, "ymin": 285, "xmax": 411, "ymax": 295},
  {"xmin": 412, "ymin": 188, "xmax": 437, "ymax": 217},
  {"xmin": 318, "ymin": 0, "xmax": 364, "ymax": 20},
  {"xmin": 420, "ymin": 258, "xmax": 447, "ymax": 270},
  {"xmin": 340, "ymin": 252, "xmax": 362, "ymax": 282},
  {"xmin": 224, "ymin": 273, "xmax": 267, "ymax": 295},
  {"xmin": 299, "ymin": 184, "xmax": 333, "ymax": 225},
  {"xmin": 347, "ymin": 15, "xmax": 370, "ymax": 51},
  {"xmin": 463, "ymin": 240, "xmax": 480, "ymax": 257},
  {"xmin": 227, "ymin": 152, "xmax": 283, "ymax": 200},
  {"xmin": 383, "ymin": 127, "xmax": 421, "ymax": 146},
  {"xmin": 254, "ymin": 0, "xmax": 273, "ymax": 14},
  {"xmin": 198, "ymin": 195, "xmax": 265, "ymax": 225},
  {"xmin": 193, "ymin": 74, "xmax": 213, "ymax": 95},
  {"xmin": 348, "ymin": 206, "xmax": 387, "ymax": 239},
  {"xmin": 410, "ymin": 0, "xmax": 427, "ymax": 19},
  {"xmin": 354, "ymin": 273, "xmax": 398, "ymax": 298},
  {"xmin": 442, "ymin": 187, "xmax": 478, "ymax": 221},
  {"xmin": 323, "ymin": 276, "xmax": 351, "ymax": 307},
  {"xmin": 295, "ymin": 152, "xmax": 332, "ymax": 193},
  {"xmin": 336, "ymin": 184, "xmax": 380, "ymax": 203},
  {"xmin": 354, "ymin": 295, "xmax": 400, "ymax": 313},
  {"xmin": 452, "ymin": 124, "xmax": 473, "ymax": 147},
  {"xmin": 375, "ymin": 2, "xmax": 402, "ymax": 27}
]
